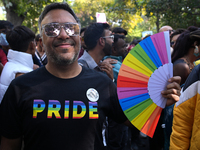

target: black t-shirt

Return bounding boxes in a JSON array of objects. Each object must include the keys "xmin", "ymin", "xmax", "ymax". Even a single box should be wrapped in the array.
[{"xmin": 0, "ymin": 66, "xmax": 127, "ymax": 150}]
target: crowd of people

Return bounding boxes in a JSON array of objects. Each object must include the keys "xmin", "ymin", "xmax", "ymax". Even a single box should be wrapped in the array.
[{"xmin": 0, "ymin": 2, "xmax": 198, "ymax": 150}]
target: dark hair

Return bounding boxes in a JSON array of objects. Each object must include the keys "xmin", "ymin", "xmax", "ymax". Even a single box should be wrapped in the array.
[
  {"xmin": 35, "ymin": 34, "xmax": 41, "ymax": 42},
  {"xmin": 170, "ymin": 28, "xmax": 186, "ymax": 41},
  {"xmin": 84, "ymin": 23, "xmax": 110, "ymax": 50},
  {"xmin": 113, "ymin": 34, "xmax": 125, "ymax": 44},
  {"xmin": 80, "ymin": 27, "xmax": 87, "ymax": 34},
  {"xmin": 6, "ymin": 26, "xmax": 35, "ymax": 52},
  {"xmin": 38, "ymin": 2, "xmax": 80, "ymax": 33},
  {"xmin": 112, "ymin": 27, "xmax": 127, "ymax": 35},
  {"xmin": 0, "ymin": 20, "xmax": 14, "ymax": 33},
  {"xmin": 130, "ymin": 39, "xmax": 141, "ymax": 45},
  {"xmin": 172, "ymin": 26, "xmax": 200, "ymax": 62},
  {"xmin": 187, "ymin": 26, "xmax": 198, "ymax": 32},
  {"xmin": 143, "ymin": 34, "xmax": 151, "ymax": 40}
]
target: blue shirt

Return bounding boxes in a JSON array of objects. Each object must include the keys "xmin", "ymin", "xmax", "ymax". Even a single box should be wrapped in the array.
[{"xmin": 103, "ymin": 55, "xmax": 123, "ymax": 85}]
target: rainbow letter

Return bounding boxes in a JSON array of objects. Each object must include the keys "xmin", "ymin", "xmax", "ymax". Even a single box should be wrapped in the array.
[
  {"xmin": 47, "ymin": 100, "xmax": 61, "ymax": 119},
  {"xmin": 64, "ymin": 101, "xmax": 69, "ymax": 119},
  {"xmin": 73, "ymin": 101, "xmax": 86, "ymax": 119},
  {"xmin": 89, "ymin": 102, "xmax": 98, "ymax": 119},
  {"xmin": 33, "ymin": 100, "xmax": 45, "ymax": 118}
]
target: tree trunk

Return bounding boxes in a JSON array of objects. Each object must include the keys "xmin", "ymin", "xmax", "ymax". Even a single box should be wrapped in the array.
[
  {"xmin": 156, "ymin": 12, "xmax": 160, "ymax": 33},
  {"xmin": 2, "ymin": 0, "xmax": 25, "ymax": 26}
]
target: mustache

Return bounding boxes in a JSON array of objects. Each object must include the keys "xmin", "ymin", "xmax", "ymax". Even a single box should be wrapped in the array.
[{"xmin": 53, "ymin": 39, "xmax": 75, "ymax": 46}]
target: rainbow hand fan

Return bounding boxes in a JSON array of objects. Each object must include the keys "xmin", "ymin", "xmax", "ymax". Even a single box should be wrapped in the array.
[{"xmin": 117, "ymin": 31, "xmax": 173, "ymax": 138}]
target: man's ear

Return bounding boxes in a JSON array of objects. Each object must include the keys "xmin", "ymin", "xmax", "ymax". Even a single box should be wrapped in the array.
[
  {"xmin": 26, "ymin": 41, "xmax": 36, "ymax": 55},
  {"xmin": 99, "ymin": 37, "xmax": 105, "ymax": 46}
]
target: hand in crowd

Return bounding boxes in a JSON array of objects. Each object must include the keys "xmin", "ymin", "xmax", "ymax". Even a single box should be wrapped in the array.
[
  {"xmin": 103, "ymin": 58, "xmax": 118, "ymax": 65},
  {"xmin": 33, "ymin": 64, "xmax": 39, "ymax": 70},
  {"xmin": 99, "ymin": 58, "xmax": 117, "ymax": 80},
  {"xmin": 161, "ymin": 76, "xmax": 181, "ymax": 107}
]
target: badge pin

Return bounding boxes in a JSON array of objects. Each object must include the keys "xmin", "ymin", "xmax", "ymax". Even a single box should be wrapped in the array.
[{"xmin": 86, "ymin": 88, "xmax": 99, "ymax": 102}]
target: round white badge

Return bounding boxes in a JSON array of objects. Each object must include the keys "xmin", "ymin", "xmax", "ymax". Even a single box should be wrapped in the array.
[{"xmin": 86, "ymin": 88, "xmax": 99, "ymax": 102}]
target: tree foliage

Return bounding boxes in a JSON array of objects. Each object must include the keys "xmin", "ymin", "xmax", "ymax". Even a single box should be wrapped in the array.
[
  {"xmin": 71, "ymin": 0, "xmax": 145, "ymax": 42},
  {"xmin": 106, "ymin": 0, "xmax": 144, "ymax": 41},
  {"xmin": 2, "ymin": 0, "xmax": 62, "ymax": 33},
  {"xmin": 161, "ymin": 0, "xmax": 200, "ymax": 29},
  {"xmin": 71, "ymin": 0, "xmax": 115, "ymax": 27},
  {"xmin": 109, "ymin": 0, "xmax": 200, "ymax": 35},
  {"xmin": 2, "ymin": 0, "xmax": 200, "ymax": 40},
  {"xmin": 133, "ymin": 0, "xmax": 200, "ymax": 31}
]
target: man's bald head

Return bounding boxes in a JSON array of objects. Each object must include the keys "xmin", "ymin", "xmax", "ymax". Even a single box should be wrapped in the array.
[{"xmin": 159, "ymin": 25, "xmax": 173, "ymax": 33}]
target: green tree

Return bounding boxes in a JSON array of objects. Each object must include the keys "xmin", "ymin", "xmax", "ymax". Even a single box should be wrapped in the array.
[
  {"xmin": 106, "ymin": 0, "xmax": 151, "ymax": 41},
  {"xmin": 161, "ymin": 0, "xmax": 200, "ymax": 29},
  {"xmin": 1, "ymin": 0, "xmax": 63, "ymax": 33},
  {"xmin": 71, "ymin": 0, "xmax": 145, "ymax": 42},
  {"xmin": 133, "ymin": 0, "xmax": 200, "ymax": 31},
  {"xmin": 71, "ymin": 0, "xmax": 115, "ymax": 28}
]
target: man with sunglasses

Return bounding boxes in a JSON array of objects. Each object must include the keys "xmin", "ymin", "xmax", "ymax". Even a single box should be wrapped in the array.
[
  {"xmin": 0, "ymin": 2, "xmax": 181, "ymax": 150},
  {"xmin": 0, "ymin": 3, "xmax": 126, "ymax": 150}
]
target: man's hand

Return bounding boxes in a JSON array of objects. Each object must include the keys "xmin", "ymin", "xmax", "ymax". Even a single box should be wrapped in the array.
[
  {"xmin": 99, "ymin": 58, "xmax": 117, "ymax": 80},
  {"xmin": 102, "ymin": 58, "xmax": 118, "ymax": 64},
  {"xmin": 99, "ymin": 60, "xmax": 114, "ymax": 80},
  {"xmin": 161, "ymin": 76, "xmax": 181, "ymax": 107},
  {"xmin": 33, "ymin": 64, "xmax": 39, "ymax": 70}
]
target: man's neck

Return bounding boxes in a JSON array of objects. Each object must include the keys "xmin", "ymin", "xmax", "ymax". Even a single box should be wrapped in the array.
[
  {"xmin": 45, "ymin": 60, "xmax": 82, "ymax": 79},
  {"xmin": 37, "ymin": 48, "xmax": 45, "ymax": 57},
  {"xmin": 88, "ymin": 49, "xmax": 104, "ymax": 65}
]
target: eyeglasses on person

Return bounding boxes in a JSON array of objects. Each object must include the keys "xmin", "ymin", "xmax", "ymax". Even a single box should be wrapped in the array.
[
  {"xmin": 42, "ymin": 22, "xmax": 80, "ymax": 37},
  {"xmin": 169, "ymin": 30, "xmax": 175, "ymax": 34},
  {"xmin": 170, "ymin": 41, "xmax": 175, "ymax": 47},
  {"xmin": 102, "ymin": 35, "xmax": 114, "ymax": 40}
]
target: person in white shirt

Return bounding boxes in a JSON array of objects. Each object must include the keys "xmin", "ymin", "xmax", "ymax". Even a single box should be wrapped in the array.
[{"xmin": 0, "ymin": 26, "xmax": 36, "ymax": 102}]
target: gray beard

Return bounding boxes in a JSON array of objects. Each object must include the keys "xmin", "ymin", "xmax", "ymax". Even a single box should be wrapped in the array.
[{"xmin": 46, "ymin": 49, "xmax": 79, "ymax": 66}]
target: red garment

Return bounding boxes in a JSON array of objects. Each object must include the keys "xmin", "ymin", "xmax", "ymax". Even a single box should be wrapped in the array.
[
  {"xmin": 0, "ymin": 48, "xmax": 7, "ymax": 65},
  {"xmin": 127, "ymin": 44, "xmax": 135, "ymax": 52}
]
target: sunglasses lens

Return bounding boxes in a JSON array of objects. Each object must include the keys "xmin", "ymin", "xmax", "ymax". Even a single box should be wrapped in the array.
[
  {"xmin": 64, "ymin": 23, "xmax": 80, "ymax": 36},
  {"xmin": 43, "ymin": 23, "xmax": 80, "ymax": 37},
  {"xmin": 44, "ymin": 24, "xmax": 60, "ymax": 37}
]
